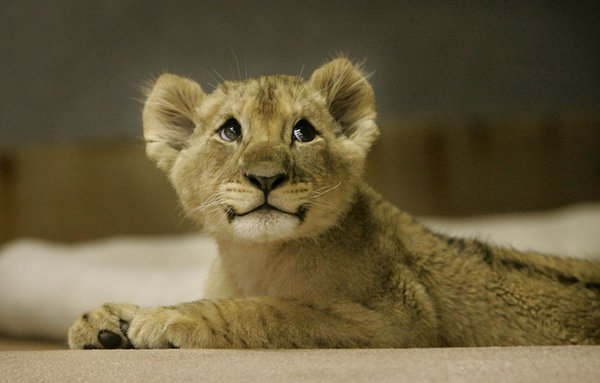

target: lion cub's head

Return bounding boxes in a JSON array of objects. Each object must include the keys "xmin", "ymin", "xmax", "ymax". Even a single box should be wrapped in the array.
[{"xmin": 143, "ymin": 58, "xmax": 379, "ymax": 243}]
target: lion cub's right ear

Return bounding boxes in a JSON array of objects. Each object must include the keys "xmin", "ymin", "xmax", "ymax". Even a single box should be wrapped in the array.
[{"xmin": 143, "ymin": 74, "xmax": 205, "ymax": 172}]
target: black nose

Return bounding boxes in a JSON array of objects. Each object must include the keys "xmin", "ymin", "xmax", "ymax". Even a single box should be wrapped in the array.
[{"xmin": 245, "ymin": 173, "xmax": 287, "ymax": 194}]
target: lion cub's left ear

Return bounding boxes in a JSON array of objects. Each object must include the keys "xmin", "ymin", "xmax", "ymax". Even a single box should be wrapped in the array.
[
  {"xmin": 143, "ymin": 74, "xmax": 205, "ymax": 172},
  {"xmin": 309, "ymin": 57, "xmax": 379, "ymax": 155}
]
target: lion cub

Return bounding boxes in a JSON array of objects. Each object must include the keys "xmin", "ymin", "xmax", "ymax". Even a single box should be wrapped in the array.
[{"xmin": 68, "ymin": 58, "xmax": 599, "ymax": 349}]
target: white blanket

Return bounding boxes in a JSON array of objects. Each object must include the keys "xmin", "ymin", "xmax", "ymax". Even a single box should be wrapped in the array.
[{"xmin": 1, "ymin": 203, "xmax": 599, "ymax": 341}]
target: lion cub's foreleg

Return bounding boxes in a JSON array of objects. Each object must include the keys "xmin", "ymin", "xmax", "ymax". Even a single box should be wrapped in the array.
[{"xmin": 68, "ymin": 298, "xmax": 397, "ymax": 349}]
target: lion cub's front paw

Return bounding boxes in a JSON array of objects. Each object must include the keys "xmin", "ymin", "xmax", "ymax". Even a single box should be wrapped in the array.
[
  {"xmin": 68, "ymin": 304, "xmax": 191, "ymax": 349},
  {"xmin": 68, "ymin": 304, "xmax": 140, "ymax": 349}
]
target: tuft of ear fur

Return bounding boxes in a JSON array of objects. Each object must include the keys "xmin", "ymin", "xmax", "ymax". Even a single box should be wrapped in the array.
[
  {"xmin": 309, "ymin": 57, "xmax": 379, "ymax": 154},
  {"xmin": 143, "ymin": 74, "xmax": 205, "ymax": 172}
]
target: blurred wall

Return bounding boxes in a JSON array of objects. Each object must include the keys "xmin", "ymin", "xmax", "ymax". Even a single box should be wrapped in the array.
[{"xmin": 1, "ymin": 1, "xmax": 599, "ymax": 149}]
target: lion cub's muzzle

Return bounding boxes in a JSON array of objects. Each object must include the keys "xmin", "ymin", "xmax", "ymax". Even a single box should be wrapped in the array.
[
  {"xmin": 244, "ymin": 173, "xmax": 288, "ymax": 195},
  {"xmin": 219, "ymin": 169, "xmax": 311, "ymax": 225},
  {"xmin": 230, "ymin": 171, "xmax": 306, "ymax": 221}
]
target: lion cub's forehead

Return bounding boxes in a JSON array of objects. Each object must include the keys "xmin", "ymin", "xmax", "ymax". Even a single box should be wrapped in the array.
[
  {"xmin": 219, "ymin": 75, "xmax": 305, "ymax": 100},
  {"xmin": 210, "ymin": 75, "xmax": 322, "ymax": 121}
]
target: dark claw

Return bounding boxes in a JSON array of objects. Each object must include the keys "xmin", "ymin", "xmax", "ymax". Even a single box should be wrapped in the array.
[
  {"xmin": 119, "ymin": 320, "xmax": 134, "ymax": 348},
  {"xmin": 119, "ymin": 319, "xmax": 129, "ymax": 336},
  {"xmin": 98, "ymin": 330, "xmax": 123, "ymax": 349}
]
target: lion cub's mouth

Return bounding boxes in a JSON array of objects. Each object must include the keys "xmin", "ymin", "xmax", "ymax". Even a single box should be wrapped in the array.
[
  {"xmin": 228, "ymin": 203, "xmax": 307, "ymax": 222},
  {"xmin": 239, "ymin": 203, "xmax": 286, "ymax": 216}
]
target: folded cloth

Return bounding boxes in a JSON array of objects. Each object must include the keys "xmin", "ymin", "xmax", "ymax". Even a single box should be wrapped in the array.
[
  {"xmin": 0, "ymin": 235, "xmax": 217, "ymax": 340},
  {"xmin": 423, "ymin": 202, "xmax": 600, "ymax": 258}
]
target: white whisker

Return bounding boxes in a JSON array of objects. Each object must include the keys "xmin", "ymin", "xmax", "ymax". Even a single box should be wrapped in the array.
[
  {"xmin": 201, "ymin": 66, "xmax": 226, "ymax": 89},
  {"xmin": 229, "ymin": 46, "xmax": 242, "ymax": 81},
  {"xmin": 298, "ymin": 64, "xmax": 305, "ymax": 79},
  {"xmin": 188, "ymin": 194, "xmax": 227, "ymax": 216},
  {"xmin": 311, "ymin": 181, "xmax": 341, "ymax": 198},
  {"xmin": 211, "ymin": 66, "xmax": 226, "ymax": 83}
]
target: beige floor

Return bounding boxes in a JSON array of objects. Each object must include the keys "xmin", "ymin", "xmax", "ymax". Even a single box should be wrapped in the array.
[{"xmin": 1, "ymin": 346, "xmax": 599, "ymax": 383}]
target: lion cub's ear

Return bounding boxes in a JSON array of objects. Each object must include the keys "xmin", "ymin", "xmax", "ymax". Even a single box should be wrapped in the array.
[
  {"xmin": 309, "ymin": 57, "xmax": 379, "ymax": 154},
  {"xmin": 143, "ymin": 74, "xmax": 205, "ymax": 172}
]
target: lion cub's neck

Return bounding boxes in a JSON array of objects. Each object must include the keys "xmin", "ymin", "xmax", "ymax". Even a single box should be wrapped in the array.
[{"xmin": 211, "ymin": 188, "xmax": 382, "ymax": 301}]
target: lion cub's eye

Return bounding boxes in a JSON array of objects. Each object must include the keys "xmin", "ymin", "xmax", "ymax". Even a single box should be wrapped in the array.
[
  {"xmin": 218, "ymin": 118, "xmax": 242, "ymax": 142},
  {"xmin": 292, "ymin": 119, "xmax": 318, "ymax": 143}
]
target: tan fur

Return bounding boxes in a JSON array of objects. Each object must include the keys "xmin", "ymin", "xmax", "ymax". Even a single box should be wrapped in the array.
[{"xmin": 68, "ymin": 58, "xmax": 600, "ymax": 349}]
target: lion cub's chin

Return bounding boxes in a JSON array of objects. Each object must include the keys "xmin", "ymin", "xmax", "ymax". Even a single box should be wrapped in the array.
[{"xmin": 231, "ymin": 210, "xmax": 301, "ymax": 242}]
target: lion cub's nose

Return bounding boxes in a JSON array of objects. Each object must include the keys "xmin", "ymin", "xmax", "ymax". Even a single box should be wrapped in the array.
[{"xmin": 245, "ymin": 173, "xmax": 287, "ymax": 194}]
